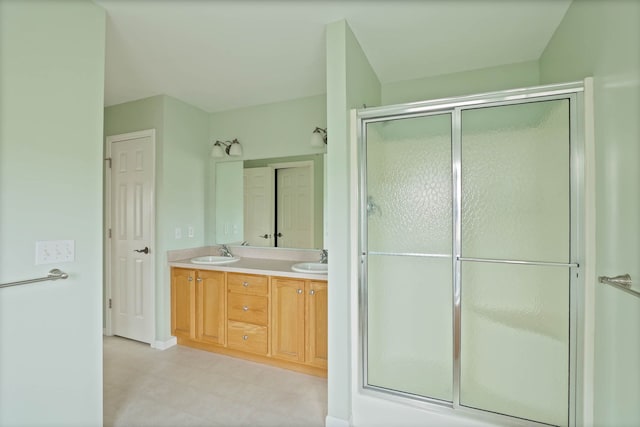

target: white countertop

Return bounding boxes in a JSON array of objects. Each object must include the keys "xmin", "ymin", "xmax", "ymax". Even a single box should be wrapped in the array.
[{"xmin": 169, "ymin": 257, "xmax": 328, "ymax": 281}]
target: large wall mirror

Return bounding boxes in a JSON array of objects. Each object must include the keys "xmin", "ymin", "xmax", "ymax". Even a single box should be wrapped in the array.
[{"xmin": 215, "ymin": 154, "xmax": 324, "ymax": 249}]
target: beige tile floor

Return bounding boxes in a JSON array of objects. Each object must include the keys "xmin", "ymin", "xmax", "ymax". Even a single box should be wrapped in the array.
[{"xmin": 104, "ymin": 336, "xmax": 327, "ymax": 427}]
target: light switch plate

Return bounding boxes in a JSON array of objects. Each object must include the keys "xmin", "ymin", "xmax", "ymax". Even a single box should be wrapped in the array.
[{"xmin": 35, "ymin": 240, "xmax": 75, "ymax": 265}]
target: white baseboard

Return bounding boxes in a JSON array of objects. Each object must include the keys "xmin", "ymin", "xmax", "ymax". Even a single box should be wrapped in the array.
[
  {"xmin": 151, "ymin": 336, "xmax": 177, "ymax": 350},
  {"xmin": 325, "ymin": 415, "xmax": 350, "ymax": 427}
]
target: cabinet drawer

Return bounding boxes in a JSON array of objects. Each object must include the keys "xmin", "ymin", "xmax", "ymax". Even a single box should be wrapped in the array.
[
  {"xmin": 227, "ymin": 273, "xmax": 268, "ymax": 295},
  {"xmin": 227, "ymin": 294, "xmax": 268, "ymax": 325},
  {"xmin": 227, "ymin": 320, "xmax": 268, "ymax": 355}
]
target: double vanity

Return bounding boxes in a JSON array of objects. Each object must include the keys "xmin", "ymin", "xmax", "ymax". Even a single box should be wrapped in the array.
[{"xmin": 168, "ymin": 246, "xmax": 328, "ymax": 377}]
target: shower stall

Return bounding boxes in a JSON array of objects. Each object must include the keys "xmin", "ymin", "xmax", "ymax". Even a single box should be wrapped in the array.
[{"xmin": 357, "ymin": 82, "xmax": 586, "ymax": 426}]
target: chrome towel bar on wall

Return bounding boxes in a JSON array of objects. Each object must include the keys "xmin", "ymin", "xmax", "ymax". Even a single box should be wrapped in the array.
[
  {"xmin": 598, "ymin": 274, "xmax": 639, "ymax": 299},
  {"xmin": 0, "ymin": 269, "xmax": 69, "ymax": 289}
]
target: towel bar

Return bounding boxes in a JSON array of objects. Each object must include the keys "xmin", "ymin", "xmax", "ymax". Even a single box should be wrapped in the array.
[{"xmin": 0, "ymin": 269, "xmax": 69, "ymax": 289}]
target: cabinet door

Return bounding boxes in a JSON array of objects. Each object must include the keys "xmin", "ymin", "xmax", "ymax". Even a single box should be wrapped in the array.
[
  {"xmin": 196, "ymin": 270, "xmax": 225, "ymax": 345},
  {"xmin": 306, "ymin": 281, "xmax": 328, "ymax": 368},
  {"xmin": 171, "ymin": 268, "xmax": 195, "ymax": 339},
  {"xmin": 271, "ymin": 278, "xmax": 305, "ymax": 362}
]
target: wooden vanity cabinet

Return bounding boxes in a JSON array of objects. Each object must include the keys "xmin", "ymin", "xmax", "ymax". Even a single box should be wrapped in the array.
[
  {"xmin": 170, "ymin": 267, "xmax": 327, "ymax": 376},
  {"xmin": 271, "ymin": 278, "xmax": 328, "ymax": 369}
]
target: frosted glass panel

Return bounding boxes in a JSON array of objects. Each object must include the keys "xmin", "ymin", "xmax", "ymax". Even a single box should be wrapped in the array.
[
  {"xmin": 460, "ymin": 262, "xmax": 569, "ymax": 426},
  {"xmin": 461, "ymin": 100, "xmax": 570, "ymax": 262},
  {"xmin": 367, "ymin": 255, "xmax": 452, "ymax": 401},
  {"xmin": 367, "ymin": 114, "xmax": 451, "ymax": 255}
]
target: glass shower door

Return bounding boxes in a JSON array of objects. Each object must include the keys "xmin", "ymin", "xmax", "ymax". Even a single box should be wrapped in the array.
[
  {"xmin": 360, "ymin": 84, "xmax": 582, "ymax": 427},
  {"xmin": 364, "ymin": 113, "xmax": 453, "ymax": 402},
  {"xmin": 459, "ymin": 99, "xmax": 572, "ymax": 426}
]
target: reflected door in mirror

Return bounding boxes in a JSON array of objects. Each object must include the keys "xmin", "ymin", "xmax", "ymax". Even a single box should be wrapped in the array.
[
  {"xmin": 244, "ymin": 167, "xmax": 274, "ymax": 246},
  {"xmin": 276, "ymin": 166, "xmax": 314, "ymax": 248}
]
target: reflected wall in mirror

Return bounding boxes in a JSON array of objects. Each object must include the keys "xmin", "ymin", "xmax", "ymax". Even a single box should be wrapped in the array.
[
  {"xmin": 215, "ymin": 161, "xmax": 244, "ymax": 244},
  {"xmin": 215, "ymin": 154, "xmax": 324, "ymax": 249}
]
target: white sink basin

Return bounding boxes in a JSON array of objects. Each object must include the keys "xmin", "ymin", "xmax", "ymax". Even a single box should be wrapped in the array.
[
  {"xmin": 291, "ymin": 262, "xmax": 328, "ymax": 274},
  {"xmin": 191, "ymin": 255, "xmax": 240, "ymax": 265}
]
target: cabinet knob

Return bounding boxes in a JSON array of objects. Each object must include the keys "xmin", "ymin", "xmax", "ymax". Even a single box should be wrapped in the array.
[
  {"xmin": 196, "ymin": 277, "xmax": 202, "ymax": 282},
  {"xmin": 297, "ymin": 289, "xmax": 303, "ymax": 294},
  {"xmin": 242, "ymin": 305, "xmax": 249, "ymax": 311},
  {"xmin": 188, "ymin": 276, "xmax": 193, "ymax": 282},
  {"xmin": 309, "ymin": 289, "xmax": 316, "ymax": 295},
  {"xmin": 243, "ymin": 282, "xmax": 249, "ymax": 287},
  {"xmin": 242, "ymin": 335, "xmax": 249, "ymax": 341}
]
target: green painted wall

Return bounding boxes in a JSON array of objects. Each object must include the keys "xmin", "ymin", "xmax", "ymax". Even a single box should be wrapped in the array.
[
  {"xmin": 540, "ymin": 1, "xmax": 640, "ymax": 426},
  {"xmin": 209, "ymin": 94, "xmax": 326, "ymax": 160},
  {"xmin": 104, "ymin": 94, "xmax": 209, "ymax": 342},
  {"xmin": 382, "ymin": 60, "xmax": 540, "ymax": 105},
  {"xmin": 326, "ymin": 19, "xmax": 381, "ymax": 425},
  {"xmin": 159, "ymin": 96, "xmax": 209, "ymax": 340},
  {"xmin": 0, "ymin": 0, "xmax": 105, "ymax": 425}
]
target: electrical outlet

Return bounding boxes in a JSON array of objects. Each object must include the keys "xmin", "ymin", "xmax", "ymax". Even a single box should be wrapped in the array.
[
  {"xmin": 35, "ymin": 240, "xmax": 75, "ymax": 264},
  {"xmin": 175, "ymin": 227, "xmax": 182, "ymax": 239},
  {"xmin": 188, "ymin": 226, "xmax": 194, "ymax": 238}
]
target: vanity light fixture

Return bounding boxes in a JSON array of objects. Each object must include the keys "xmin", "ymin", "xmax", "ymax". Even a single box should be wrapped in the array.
[
  {"xmin": 211, "ymin": 138, "xmax": 242, "ymax": 158},
  {"xmin": 311, "ymin": 127, "xmax": 327, "ymax": 147}
]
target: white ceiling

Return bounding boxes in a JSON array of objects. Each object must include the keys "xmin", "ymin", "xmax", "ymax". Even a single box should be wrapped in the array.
[{"xmin": 97, "ymin": 0, "xmax": 572, "ymax": 113}]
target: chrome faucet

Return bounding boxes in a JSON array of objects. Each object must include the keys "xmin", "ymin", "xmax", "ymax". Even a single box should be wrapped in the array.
[
  {"xmin": 320, "ymin": 249, "xmax": 328, "ymax": 264},
  {"xmin": 219, "ymin": 244, "xmax": 233, "ymax": 257}
]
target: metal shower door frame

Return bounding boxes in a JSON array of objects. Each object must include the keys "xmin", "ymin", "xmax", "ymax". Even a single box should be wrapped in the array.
[{"xmin": 357, "ymin": 81, "xmax": 585, "ymax": 427}]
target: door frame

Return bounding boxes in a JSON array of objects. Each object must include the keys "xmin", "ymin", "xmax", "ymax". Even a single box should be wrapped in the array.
[
  {"xmin": 354, "ymin": 80, "xmax": 596, "ymax": 427},
  {"xmin": 104, "ymin": 129, "xmax": 156, "ymax": 341}
]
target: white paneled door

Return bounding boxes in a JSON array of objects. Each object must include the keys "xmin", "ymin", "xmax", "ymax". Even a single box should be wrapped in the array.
[{"xmin": 108, "ymin": 130, "xmax": 155, "ymax": 344}]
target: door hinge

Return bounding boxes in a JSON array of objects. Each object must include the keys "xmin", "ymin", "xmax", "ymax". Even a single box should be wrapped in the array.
[
  {"xmin": 108, "ymin": 298, "xmax": 112, "ymax": 309},
  {"xmin": 108, "ymin": 228, "xmax": 112, "ymax": 238},
  {"xmin": 105, "ymin": 157, "xmax": 112, "ymax": 168}
]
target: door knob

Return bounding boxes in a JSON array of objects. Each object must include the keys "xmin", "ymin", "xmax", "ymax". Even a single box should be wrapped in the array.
[
  {"xmin": 134, "ymin": 246, "xmax": 149, "ymax": 254},
  {"xmin": 275, "ymin": 232, "xmax": 283, "ymax": 238},
  {"xmin": 258, "ymin": 234, "xmax": 270, "ymax": 239}
]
